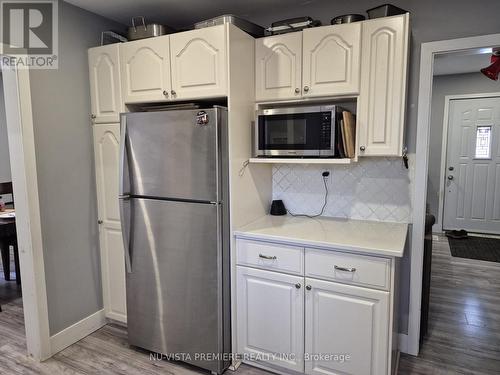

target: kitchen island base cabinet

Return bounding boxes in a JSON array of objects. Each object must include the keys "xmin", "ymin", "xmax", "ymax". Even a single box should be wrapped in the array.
[
  {"xmin": 237, "ymin": 266, "xmax": 304, "ymax": 373},
  {"xmin": 305, "ymin": 278, "xmax": 389, "ymax": 375}
]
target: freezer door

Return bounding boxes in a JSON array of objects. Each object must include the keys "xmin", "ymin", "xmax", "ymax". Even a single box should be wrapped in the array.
[
  {"xmin": 121, "ymin": 108, "xmax": 221, "ymax": 202},
  {"xmin": 125, "ymin": 198, "xmax": 228, "ymax": 373}
]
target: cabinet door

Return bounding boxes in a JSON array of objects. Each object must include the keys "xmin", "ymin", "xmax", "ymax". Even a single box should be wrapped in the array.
[
  {"xmin": 302, "ymin": 23, "xmax": 361, "ymax": 97},
  {"xmin": 120, "ymin": 36, "xmax": 171, "ymax": 103},
  {"xmin": 237, "ymin": 266, "xmax": 304, "ymax": 372},
  {"xmin": 88, "ymin": 44, "xmax": 123, "ymax": 123},
  {"xmin": 358, "ymin": 14, "xmax": 409, "ymax": 156},
  {"xmin": 93, "ymin": 123, "xmax": 127, "ymax": 323},
  {"xmin": 305, "ymin": 278, "xmax": 389, "ymax": 375},
  {"xmin": 255, "ymin": 33, "xmax": 302, "ymax": 101},
  {"xmin": 169, "ymin": 25, "xmax": 227, "ymax": 100}
]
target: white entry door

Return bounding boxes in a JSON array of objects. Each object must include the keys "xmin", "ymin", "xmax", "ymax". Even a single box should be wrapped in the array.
[{"xmin": 443, "ymin": 97, "xmax": 500, "ymax": 234}]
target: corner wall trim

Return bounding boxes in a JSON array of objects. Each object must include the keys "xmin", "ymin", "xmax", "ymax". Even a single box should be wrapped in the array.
[
  {"xmin": 398, "ymin": 333, "xmax": 409, "ymax": 354},
  {"xmin": 49, "ymin": 309, "xmax": 106, "ymax": 355}
]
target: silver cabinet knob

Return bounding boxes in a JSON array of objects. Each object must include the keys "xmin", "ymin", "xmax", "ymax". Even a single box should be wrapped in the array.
[
  {"xmin": 295, "ymin": 283, "xmax": 301, "ymax": 289},
  {"xmin": 303, "ymin": 86, "xmax": 310, "ymax": 92},
  {"xmin": 295, "ymin": 88, "xmax": 300, "ymax": 94},
  {"xmin": 90, "ymin": 114, "xmax": 96, "ymax": 119},
  {"xmin": 163, "ymin": 90, "xmax": 169, "ymax": 97},
  {"xmin": 448, "ymin": 175, "xmax": 454, "ymax": 180},
  {"xmin": 305, "ymin": 285, "xmax": 312, "ymax": 291},
  {"xmin": 97, "ymin": 219, "xmax": 103, "ymax": 224},
  {"xmin": 448, "ymin": 166, "xmax": 454, "ymax": 171},
  {"xmin": 360, "ymin": 146, "xmax": 366, "ymax": 152},
  {"xmin": 171, "ymin": 90, "xmax": 176, "ymax": 96}
]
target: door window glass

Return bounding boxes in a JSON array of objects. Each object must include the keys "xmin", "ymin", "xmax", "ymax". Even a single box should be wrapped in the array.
[{"xmin": 475, "ymin": 126, "xmax": 492, "ymax": 159}]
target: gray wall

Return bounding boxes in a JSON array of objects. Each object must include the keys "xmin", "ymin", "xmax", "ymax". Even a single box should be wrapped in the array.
[
  {"xmin": 0, "ymin": 74, "xmax": 11, "ymax": 185},
  {"xmin": 427, "ymin": 72, "xmax": 500, "ymax": 226},
  {"xmin": 29, "ymin": 1, "xmax": 123, "ymax": 335},
  {"xmin": 246, "ymin": 0, "xmax": 500, "ymax": 153}
]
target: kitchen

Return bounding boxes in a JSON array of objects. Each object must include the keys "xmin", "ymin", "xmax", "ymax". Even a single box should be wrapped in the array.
[{"xmin": 0, "ymin": 1, "xmax": 499, "ymax": 374}]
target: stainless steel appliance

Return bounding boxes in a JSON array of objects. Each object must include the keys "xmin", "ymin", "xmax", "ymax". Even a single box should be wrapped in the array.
[
  {"xmin": 127, "ymin": 16, "xmax": 175, "ymax": 40},
  {"xmin": 194, "ymin": 14, "xmax": 265, "ymax": 38},
  {"xmin": 255, "ymin": 105, "xmax": 341, "ymax": 157},
  {"xmin": 119, "ymin": 107, "xmax": 231, "ymax": 374}
]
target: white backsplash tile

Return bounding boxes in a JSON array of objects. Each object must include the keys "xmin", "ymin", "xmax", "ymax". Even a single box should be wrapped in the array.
[{"xmin": 272, "ymin": 156, "xmax": 414, "ymax": 223}]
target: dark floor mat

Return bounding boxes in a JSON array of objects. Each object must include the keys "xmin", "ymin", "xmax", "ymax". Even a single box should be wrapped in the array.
[{"xmin": 448, "ymin": 236, "xmax": 500, "ymax": 262}]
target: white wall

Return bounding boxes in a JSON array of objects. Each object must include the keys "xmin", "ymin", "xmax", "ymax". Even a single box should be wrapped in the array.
[
  {"xmin": 427, "ymin": 72, "xmax": 500, "ymax": 228},
  {"xmin": 28, "ymin": 1, "xmax": 124, "ymax": 335},
  {"xmin": 0, "ymin": 74, "xmax": 12, "ymax": 184}
]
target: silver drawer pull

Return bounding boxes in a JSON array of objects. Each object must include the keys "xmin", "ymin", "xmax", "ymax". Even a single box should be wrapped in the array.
[
  {"xmin": 334, "ymin": 265, "xmax": 356, "ymax": 273},
  {"xmin": 259, "ymin": 254, "xmax": 277, "ymax": 260}
]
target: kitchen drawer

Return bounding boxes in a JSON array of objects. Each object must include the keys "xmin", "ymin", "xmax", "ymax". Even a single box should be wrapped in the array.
[
  {"xmin": 305, "ymin": 248, "xmax": 391, "ymax": 290},
  {"xmin": 236, "ymin": 239, "xmax": 304, "ymax": 275}
]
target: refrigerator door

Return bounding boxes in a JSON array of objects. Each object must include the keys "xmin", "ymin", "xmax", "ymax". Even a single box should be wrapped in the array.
[
  {"xmin": 121, "ymin": 108, "xmax": 220, "ymax": 202},
  {"xmin": 126, "ymin": 197, "xmax": 228, "ymax": 373}
]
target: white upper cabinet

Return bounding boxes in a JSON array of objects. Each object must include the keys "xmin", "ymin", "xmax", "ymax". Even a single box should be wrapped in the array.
[
  {"xmin": 169, "ymin": 25, "xmax": 227, "ymax": 100},
  {"xmin": 256, "ymin": 32, "xmax": 302, "ymax": 101},
  {"xmin": 88, "ymin": 44, "xmax": 123, "ymax": 123},
  {"xmin": 120, "ymin": 36, "xmax": 171, "ymax": 103},
  {"xmin": 302, "ymin": 23, "xmax": 361, "ymax": 98},
  {"xmin": 305, "ymin": 278, "xmax": 389, "ymax": 375},
  {"xmin": 358, "ymin": 14, "xmax": 409, "ymax": 156}
]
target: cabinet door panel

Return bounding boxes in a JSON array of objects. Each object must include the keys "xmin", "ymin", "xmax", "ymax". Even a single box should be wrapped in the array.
[
  {"xmin": 93, "ymin": 123, "xmax": 127, "ymax": 322},
  {"xmin": 305, "ymin": 278, "xmax": 389, "ymax": 375},
  {"xmin": 88, "ymin": 44, "xmax": 122, "ymax": 123},
  {"xmin": 170, "ymin": 25, "xmax": 227, "ymax": 100},
  {"xmin": 255, "ymin": 33, "xmax": 302, "ymax": 101},
  {"xmin": 302, "ymin": 23, "xmax": 361, "ymax": 97},
  {"xmin": 358, "ymin": 14, "xmax": 409, "ymax": 156},
  {"xmin": 237, "ymin": 266, "xmax": 304, "ymax": 372},
  {"xmin": 120, "ymin": 36, "xmax": 171, "ymax": 103}
]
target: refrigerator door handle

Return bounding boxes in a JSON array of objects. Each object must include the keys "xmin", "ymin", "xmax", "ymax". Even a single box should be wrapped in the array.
[
  {"xmin": 119, "ymin": 116, "xmax": 131, "ymax": 197},
  {"xmin": 119, "ymin": 195, "xmax": 133, "ymax": 273}
]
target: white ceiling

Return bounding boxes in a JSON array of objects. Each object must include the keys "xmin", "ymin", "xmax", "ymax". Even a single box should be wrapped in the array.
[
  {"xmin": 65, "ymin": 0, "xmax": 318, "ymax": 29},
  {"xmin": 433, "ymin": 50, "xmax": 493, "ymax": 76}
]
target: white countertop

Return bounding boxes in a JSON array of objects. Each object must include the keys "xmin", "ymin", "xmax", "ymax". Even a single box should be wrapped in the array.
[{"xmin": 234, "ymin": 215, "xmax": 408, "ymax": 258}]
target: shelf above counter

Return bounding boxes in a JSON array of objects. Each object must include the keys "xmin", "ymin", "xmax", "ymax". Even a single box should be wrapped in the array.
[{"xmin": 248, "ymin": 157, "xmax": 354, "ymax": 165}]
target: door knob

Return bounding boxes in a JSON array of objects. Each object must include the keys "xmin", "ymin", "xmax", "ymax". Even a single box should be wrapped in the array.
[
  {"xmin": 162, "ymin": 90, "xmax": 169, "ymax": 97},
  {"xmin": 448, "ymin": 166, "xmax": 454, "ymax": 171},
  {"xmin": 360, "ymin": 146, "xmax": 366, "ymax": 152},
  {"xmin": 171, "ymin": 90, "xmax": 176, "ymax": 96},
  {"xmin": 448, "ymin": 175, "xmax": 454, "ymax": 180},
  {"xmin": 295, "ymin": 88, "xmax": 300, "ymax": 94},
  {"xmin": 295, "ymin": 283, "xmax": 301, "ymax": 289},
  {"xmin": 305, "ymin": 285, "xmax": 312, "ymax": 291},
  {"xmin": 90, "ymin": 114, "xmax": 96, "ymax": 119},
  {"xmin": 303, "ymin": 86, "xmax": 310, "ymax": 92},
  {"xmin": 97, "ymin": 219, "xmax": 103, "ymax": 224}
]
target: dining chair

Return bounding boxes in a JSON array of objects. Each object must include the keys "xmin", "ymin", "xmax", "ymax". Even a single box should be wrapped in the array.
[{"xmin": 0, "ymin": 182, "xmax": 20, "ymax": 285}]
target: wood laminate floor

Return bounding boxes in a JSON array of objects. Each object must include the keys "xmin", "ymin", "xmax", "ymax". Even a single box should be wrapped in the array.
[{"xmin": 0, "ymin": 235, "xmax": 499, "ymax": 374}]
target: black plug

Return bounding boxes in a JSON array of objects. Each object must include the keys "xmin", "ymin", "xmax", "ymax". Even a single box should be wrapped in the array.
[{"xmin": 322, "ymin": 171, "xmax": 330, "ymax": 177}]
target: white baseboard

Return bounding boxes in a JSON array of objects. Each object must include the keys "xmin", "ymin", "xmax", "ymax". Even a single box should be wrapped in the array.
[
  {"xmin": 398, "ymin": 333, "xmax": 409, "ymax": 354},
  {"xmin": 49, "ymin": 309, "xmax": 106, "ymax": 355}
]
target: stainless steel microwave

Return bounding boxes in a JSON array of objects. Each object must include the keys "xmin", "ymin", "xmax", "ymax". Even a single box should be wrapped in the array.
[{"xmin": 254, "ymin": 105, "xmax": 340, "ymax": 157}]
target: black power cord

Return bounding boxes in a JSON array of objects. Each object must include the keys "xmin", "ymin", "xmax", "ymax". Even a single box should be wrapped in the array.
[{"xmin": 287, "ymin": 171, "xmax": 330, "ymax": 218}]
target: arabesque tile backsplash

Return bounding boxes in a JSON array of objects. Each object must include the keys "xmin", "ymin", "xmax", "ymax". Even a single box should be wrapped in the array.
[{"xmin": 272, "ymin": 156, "xmax": 414, "ymax": 223}]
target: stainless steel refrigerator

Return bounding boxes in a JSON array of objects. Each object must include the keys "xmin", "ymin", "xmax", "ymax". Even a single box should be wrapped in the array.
[{"xmin": 119, "ymin": 107, "xmax": 231, "ymax": 374}]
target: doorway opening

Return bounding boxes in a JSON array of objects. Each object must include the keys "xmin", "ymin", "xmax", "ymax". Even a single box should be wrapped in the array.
[{"xmin": 404, "ymin": 42, "xmax": 500, "ymax": 372}]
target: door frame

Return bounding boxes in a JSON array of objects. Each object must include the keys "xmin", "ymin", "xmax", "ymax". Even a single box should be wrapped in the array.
[
  {"xmin": 1, "ymin": 57, "xmax": 51, "ymax": 359},
  {"xmin": 409, "ymin": 33, "xmax": 500, "ymax": 356},
  {"xmin": 436, "ymin": 92, "xmax": 500, "ymax": 232}
]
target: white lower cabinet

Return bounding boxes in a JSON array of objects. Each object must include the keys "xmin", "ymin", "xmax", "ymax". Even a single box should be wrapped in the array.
[
  {"xmin": 237, "ymin": 266, "xmax": 304, "ymax": 372},
  {"xmin": 305, "ymin": 278, "xmax": 389, "ymax": 375},
  {"xmin": 93, "ymin": 123, "xmax": 127, "ymax": 323},
  {"xmin": 235, "ymin": 238, "xmax": 396, "ymax": 375}
]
